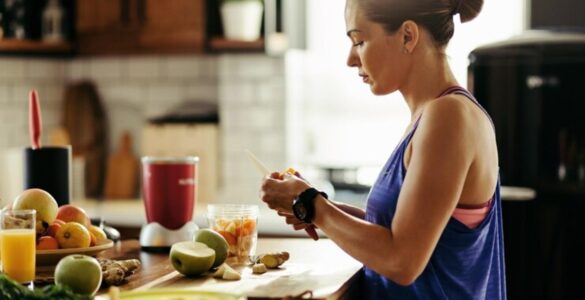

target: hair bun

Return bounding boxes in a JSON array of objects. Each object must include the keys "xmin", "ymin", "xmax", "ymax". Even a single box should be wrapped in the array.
[{"xmin": 455, "ymin": 0, "xmax": 484, "ymax": 23}]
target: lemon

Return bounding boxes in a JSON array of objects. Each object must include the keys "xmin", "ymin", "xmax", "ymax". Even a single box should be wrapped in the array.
[{"xmin": 56, "ymin": 222, "xmax": 91, "ymax": 249}]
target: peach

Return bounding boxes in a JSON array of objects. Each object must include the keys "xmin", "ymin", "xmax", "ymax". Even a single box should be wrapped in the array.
[{"xmin": 56, "ymin": 205, "xmax": 91, "ymax": 228}]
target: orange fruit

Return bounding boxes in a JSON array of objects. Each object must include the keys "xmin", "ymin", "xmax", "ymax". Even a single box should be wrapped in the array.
[
  {"xmin": 89, "ymin": 232, "xmax": 96, "ymax": 246},
  {"xmin": 242, "ymin": 219, "xmax": 256, "ymax": 236},
  {"xmin": 37, "ymin": 236, "xmax": 59, "ymax": 250},
  {"xmin": 88, "ymin": 225, "xmax": 108, "ymax": 243},
  {"xmin": 56, "ymin": 222, "xmax": 91, "ymax": 249},
  {"xmin": 217, "ymin": 230, "xmax": 237, "ymax": 246}
]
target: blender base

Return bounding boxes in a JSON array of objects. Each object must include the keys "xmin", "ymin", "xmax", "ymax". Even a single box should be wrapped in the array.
[{"xmin": 139, "ymin": 221, "xmax": 199, "ymax": 251}]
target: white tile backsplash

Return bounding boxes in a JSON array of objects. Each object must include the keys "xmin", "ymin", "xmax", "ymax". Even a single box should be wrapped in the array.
[
  {"xmin": 128, "ymin": 57, "xmax": 163, "ymax": 80},
  {"xmin": 89, "ymin": 58, "xmax": 126, "ymax": 82},
  {"xmin": 0, "ymin": 54, "xmax": 288, "ymax": 205},
  {"xmin": 25, "ymin": 59, "xmax": 65, "ymax": 81},
  {"xmin": 0, "ymin": 58, "xmax": 27, "ymax": 80},
  {"xmin": 0, "ymin": 84, "xmax": 11, "ymax": 104}
]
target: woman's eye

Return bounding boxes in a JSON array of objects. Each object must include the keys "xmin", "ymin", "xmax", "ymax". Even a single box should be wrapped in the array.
[{"xmin": 353, "ymin": 41, "xmax": 364, "ymax": 47}]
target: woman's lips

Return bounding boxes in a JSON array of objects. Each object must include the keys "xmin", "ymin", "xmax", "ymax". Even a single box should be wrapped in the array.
[{"xmin": 361, "ymin": 76, "xmax": 369, "ymax": 83}]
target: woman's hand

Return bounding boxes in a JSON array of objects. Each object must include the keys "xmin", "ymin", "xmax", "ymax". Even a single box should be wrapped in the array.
[
  {"xmin": 260, "ymin": 171, "xmax": 311, "ymax": 215},
  {"xmin": 277, "ymin": 211, "xmax": 316, "ymax": 231}
]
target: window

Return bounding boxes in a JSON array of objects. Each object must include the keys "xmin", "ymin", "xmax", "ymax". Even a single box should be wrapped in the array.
[{"xmin": 286, "ymin": 0, "xmax": 525, "ymax": 191}]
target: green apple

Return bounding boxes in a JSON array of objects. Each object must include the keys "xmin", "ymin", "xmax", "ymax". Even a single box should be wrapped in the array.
[
  {"xmin": 193, "ymin": 229, "xmax": 229, "ymax": 268},
  {"xmin": 13, "ymin": 188, "xmax": 58, "ymax": 234},
  {"xmin": 54, "ymin": 254, "xmax": 103, "ymax": 296},
  {"xmin": 170, "ymin": 241, "xmax": 215, "ymax": 277}
]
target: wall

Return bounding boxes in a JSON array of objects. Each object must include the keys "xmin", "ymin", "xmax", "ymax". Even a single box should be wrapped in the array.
[{"xmin": 0, "ymin": 54, "xmax": 287, "ymax": 206}]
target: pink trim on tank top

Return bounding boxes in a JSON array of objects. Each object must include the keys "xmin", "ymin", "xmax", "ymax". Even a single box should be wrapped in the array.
[{"xmin": 452, "ymin": 199, "xmax": 493, "ymax": 229}]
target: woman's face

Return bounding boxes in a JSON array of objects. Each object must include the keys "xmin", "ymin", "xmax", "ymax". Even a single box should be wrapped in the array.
[{"xmin": 345, "ymin": 1, "xmax": 411, "ymax": 95}]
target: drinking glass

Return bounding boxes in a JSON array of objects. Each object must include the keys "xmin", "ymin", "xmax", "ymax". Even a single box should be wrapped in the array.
[{"xmin": 0, "ymin": 209, "xmax": 36, "ymax": 284}]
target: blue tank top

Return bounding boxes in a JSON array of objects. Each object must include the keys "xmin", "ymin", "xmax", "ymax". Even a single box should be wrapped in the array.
[{"xmin": 362, "ymin": 86, "xmax": 506, "ymax": 299}]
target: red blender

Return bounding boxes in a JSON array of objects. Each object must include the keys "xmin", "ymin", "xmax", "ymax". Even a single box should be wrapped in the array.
[{"xmin": 139, "ymin": 156, "xmax": 199, "ymax": 250}]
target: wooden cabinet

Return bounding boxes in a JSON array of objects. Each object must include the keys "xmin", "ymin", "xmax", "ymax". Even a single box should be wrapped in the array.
[{"xmin": 76, "ymin": 0, "xmax": 205, "ymax": 55}]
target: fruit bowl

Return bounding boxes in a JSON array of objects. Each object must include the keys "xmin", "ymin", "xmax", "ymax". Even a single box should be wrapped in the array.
[{"xmin": 36, "ymin": 239, "xmax": 114, "ymax": 267}]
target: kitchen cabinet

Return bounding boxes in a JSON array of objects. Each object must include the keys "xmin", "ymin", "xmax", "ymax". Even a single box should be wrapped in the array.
[
  {"xmin": 0, "ymin": 39, "xmax": 73, "ymax": 56},
  {"xmin": 76, "ymin": 0, "xmax": 205, "ymax": 55}
]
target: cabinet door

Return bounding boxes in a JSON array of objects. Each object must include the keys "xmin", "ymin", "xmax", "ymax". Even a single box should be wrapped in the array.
[
  {"xmin": 76, "ymin": 0, "xmax": 204, "ymax": 55},
  {"xmin": 138, "ymin": 0, "xmax": 205, "ymax": 53},
  {"xmin": 77, "ymin": 0, "xmax": 141, "ymax": 55}
]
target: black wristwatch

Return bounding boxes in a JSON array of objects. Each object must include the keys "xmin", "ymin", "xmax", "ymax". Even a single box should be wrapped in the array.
[{"xmin": 292, "ymin": 187, "xmax": 328, "ymax": 224}]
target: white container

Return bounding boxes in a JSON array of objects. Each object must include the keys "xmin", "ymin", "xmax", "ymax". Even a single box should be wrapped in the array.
[{"xmin": 220, "ymin": 1, "xmax": 264, "ymax": 41}]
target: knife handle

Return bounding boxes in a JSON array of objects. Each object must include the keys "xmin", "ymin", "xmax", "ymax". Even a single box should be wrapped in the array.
[
  {"xmin": 305, "ymin": 225, "xmax": 319, "ymax": 241},
  {"xmin": 29, "ymin": 90, "xmax": 42, "ymax": 149}
]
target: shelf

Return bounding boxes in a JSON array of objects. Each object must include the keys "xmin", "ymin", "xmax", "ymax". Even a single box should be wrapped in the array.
[
  {"xmin": 0, "ymin": 39, "xmax": 74, "ymax": 56},
  {"xmin": 208, "ymin": 37, "xmax": 264, "ymax": 52}
]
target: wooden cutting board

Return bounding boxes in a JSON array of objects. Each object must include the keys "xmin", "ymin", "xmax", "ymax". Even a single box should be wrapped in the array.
[
  {"xmin": 104, "ymin": 131, "xmax": 139, "ymax": 199},
  {"xmin": 127, "ymin": 239, "xmax": 362, "ymax": 299}
]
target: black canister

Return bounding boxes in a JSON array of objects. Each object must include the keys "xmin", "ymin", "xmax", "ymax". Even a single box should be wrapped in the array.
[{"xmin": 24, "ymin": 146, "xmax": 71, "ymax": 206}]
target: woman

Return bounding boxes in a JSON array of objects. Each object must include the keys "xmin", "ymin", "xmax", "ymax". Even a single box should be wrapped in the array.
[{"xmin": 260, "ymin": 0, "xmax": 505, "ymax": 299}]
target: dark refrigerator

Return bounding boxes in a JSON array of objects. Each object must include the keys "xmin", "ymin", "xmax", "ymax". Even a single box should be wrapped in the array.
[{"xmin": 468, "ymin": 31, "xmax": 585, "ymax": 300}]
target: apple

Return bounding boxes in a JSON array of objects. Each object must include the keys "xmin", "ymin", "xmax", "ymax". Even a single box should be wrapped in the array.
[
  {"xmin": 12, "ymin": 188, "xmax": 58, "ymax": 234},
  {"xmin": 56, "ymin": 204, "xmax": 91, "ymax": 228},
  {"xmin": 54, "ymin": 254, "xmax": 103, "ymax": 296},
  {"xmin": 193, "ymin": 228, "xmax": 229, "ymax": 268},
  {"xmin": 170, "ymin": 241, "xmax": 215, "ymax": 277}
]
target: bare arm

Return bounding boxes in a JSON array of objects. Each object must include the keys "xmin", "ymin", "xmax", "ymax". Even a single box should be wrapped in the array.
[
  {"xmin": 331, "ymin": 201, "xmax": 366, "ymax": 219},
  {"xmin": 262, "ymin": 97, "xmax": 477, "ymax": 285}
]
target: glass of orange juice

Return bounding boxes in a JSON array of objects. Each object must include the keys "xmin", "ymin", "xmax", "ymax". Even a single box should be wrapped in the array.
[{"xmin": 0, "ymin": 209, "xmax": 36, "ymax": 284}]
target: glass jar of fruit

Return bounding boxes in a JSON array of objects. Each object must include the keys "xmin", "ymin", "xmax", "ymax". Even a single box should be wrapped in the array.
[{"xmin": 207, "ymin": 204, "xmax": 258, "ymax": 263}]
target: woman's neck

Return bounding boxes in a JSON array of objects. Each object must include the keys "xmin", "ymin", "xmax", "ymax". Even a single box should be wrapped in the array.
[{"xmin": 399, "ymin": 51, "xmax": 459, "ymax": 121}]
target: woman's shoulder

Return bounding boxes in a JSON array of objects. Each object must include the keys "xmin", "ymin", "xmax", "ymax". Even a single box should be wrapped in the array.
[{"xmin": 419, "ymin": 94, "xmax": 479, "ymax": 133}]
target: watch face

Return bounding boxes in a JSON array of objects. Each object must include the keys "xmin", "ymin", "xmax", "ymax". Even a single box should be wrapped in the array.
[
  {"xmin": 293, "ymin": 201, "xmax": 307, "ymax": 221},
  {"xmin": 295, "ymin": 204, "xmax": 307, "ymax": 220}
]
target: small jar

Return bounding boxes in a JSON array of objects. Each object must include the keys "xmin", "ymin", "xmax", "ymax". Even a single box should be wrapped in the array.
[{"xmin": 207, "ymin": 204, "xmax": 259, "ymax": 263}]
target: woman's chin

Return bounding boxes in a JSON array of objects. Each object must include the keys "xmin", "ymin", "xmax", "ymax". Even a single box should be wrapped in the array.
[{"xmin": 370, "ymin": 84, "xmax": 393, "ymax": 96}]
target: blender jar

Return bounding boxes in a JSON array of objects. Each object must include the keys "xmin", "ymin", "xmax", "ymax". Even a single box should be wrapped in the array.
[{"xmin": 207, "ymin": 204, "xmax": 258, "ymax": 263}]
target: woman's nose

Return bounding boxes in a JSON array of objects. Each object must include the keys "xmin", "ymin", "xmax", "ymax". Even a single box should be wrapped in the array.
[{"xmin": 346, "ymin": 48, "xmax": 360, "ymax": 68}]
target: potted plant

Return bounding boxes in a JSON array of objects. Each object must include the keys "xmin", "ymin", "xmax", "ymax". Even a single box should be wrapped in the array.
[{"xmin": 220, "ymin": 0, "xmax": 264, "ymax": 41}]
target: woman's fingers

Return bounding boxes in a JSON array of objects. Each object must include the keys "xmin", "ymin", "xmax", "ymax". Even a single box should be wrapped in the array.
[{"xmin": 277, "ymin": 211, "xmax": 294, "ymax": 217}]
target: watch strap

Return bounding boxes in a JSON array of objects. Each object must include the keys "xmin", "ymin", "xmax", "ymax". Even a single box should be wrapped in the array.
[{"xmin": 293, "ymin": 187, "xmax": 328, "ymax": 223}]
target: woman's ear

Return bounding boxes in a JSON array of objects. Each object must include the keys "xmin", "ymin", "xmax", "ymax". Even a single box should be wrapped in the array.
[{"xmin": 400, "ymin": 21, "xmax": 419, "ymax": 54}]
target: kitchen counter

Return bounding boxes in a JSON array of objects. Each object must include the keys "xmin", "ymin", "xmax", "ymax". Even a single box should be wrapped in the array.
[
  {"xmin": 90, "ymin": 238, "xmax": 362, "ymax": 299},
  {"xmin": 74, "ymin": 199, "xmax": 319, "ymax": 237}
]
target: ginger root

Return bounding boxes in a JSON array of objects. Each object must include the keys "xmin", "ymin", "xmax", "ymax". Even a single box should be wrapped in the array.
[
  {"xmin": 212, "ymin": 263, "xmax": 241, "ymax": 280},
  {"xmin": 98, "ymin": 258, "xmax": 141, "ymax": 286},
  {"xmin": 255, "ymin": 252, "xmax": 290, "ymax": 269},
  {"xmin": 252, "ymin": 263, "xmax": 267, "ymax": 274}
]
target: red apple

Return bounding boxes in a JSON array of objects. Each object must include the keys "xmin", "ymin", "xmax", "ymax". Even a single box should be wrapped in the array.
[{"xmin": 56, "ymin": 205, "xmax": 91, "ymax": 228}]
